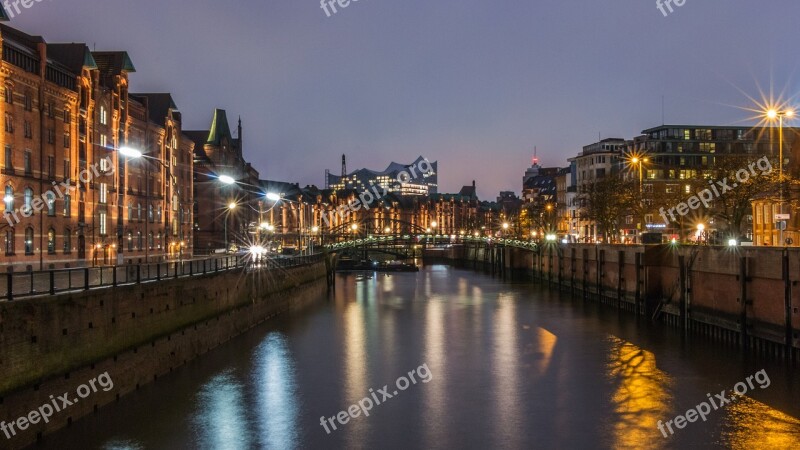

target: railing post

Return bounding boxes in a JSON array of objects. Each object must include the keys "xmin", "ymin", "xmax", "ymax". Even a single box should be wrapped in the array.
[
  {"xmin": 157, "ymin": 263, "xmax": 161, "ymax": 281},
  {"xmin": 84, "ymin": 268, "xmax": 89, "ymax": 291},
  {"xmin": 113, "ymin": 265, "xmax": 117, "ymax": 287},
  {"xmin": 175, "ymin": 262, "xmax": 179, "ymax": 279},
  {"xmin": 136, "ymin": 264, "xmax": 141, "ymax": 283},
  {"xmin": 49, "ymin": 270, "xmax": 55, "ymax": 295},
  {"xmin": 6, "ymin": 272, "xmax": 12, "ymax": 301}
]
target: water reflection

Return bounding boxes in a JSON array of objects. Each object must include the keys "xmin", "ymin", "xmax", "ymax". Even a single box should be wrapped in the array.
[
  {"xmin": 606, "ymin": 336, "xmax": 673, "ymax": 449},
  {"xmin": 253, "ymin": 333, "xmax": 300, "ymax": 450},
  {"xmin": 191, "ymin": 369, "xmax": 251, "ymax": 450},
  {"xmin": 723, "ymin": 395, "xmax": 800, "ymax": 448},
  {"xmin": 493, "ymin": 293, "xmax": 522, "ymax": 449}
]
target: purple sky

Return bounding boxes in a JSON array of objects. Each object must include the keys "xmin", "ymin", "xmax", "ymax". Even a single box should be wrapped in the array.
[{"xmin": 12, "ymin": 0, "xmax": 800, "ymax": 198}]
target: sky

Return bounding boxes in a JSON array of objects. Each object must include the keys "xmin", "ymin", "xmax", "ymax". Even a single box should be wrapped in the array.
[{"xmin": 10, "ymin": 0, "xmax": 800, "ymax": 199}]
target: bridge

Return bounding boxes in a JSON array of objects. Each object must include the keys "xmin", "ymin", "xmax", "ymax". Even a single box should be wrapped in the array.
[{"xmin": 323, "ymin": 234, "xmax": 540, "ymax": 253}]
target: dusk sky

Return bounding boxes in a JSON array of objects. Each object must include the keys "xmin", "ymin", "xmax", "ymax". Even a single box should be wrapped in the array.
[{"xmin": 13, "ymin": 0, "xmax": 800, "ymax": 198}]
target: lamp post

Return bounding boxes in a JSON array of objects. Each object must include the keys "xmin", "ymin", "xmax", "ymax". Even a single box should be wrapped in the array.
[
  {"xmin": 225, "ymin": 202, "xmax": 237, "ymax": 252},
  {"xmin": 766, "ymin": 108, "xmax": 795, "ymax": 246},
  {"xmin": 629, "ymin": 155, "xmax": 649, "ymax": 243}
]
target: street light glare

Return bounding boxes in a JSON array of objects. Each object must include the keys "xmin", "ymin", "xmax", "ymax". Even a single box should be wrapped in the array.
[
  {"xmin": 767, "ymin": 109, "xmax": 778, "ymax": 119},
  {"xmin": 218, "ymin": 175, "xmax": 236, "ymax": 185},
  {"xmin": 119, "ymin": 147, "xmax": 142, "ymax": 158},
  {"xmin": 631, "ymin": 157, "xmax": 639, "ymax": 164},
  {"xmin": 266, "ymin": 192, "xmax": 281, "ymax": 201},
  {"xmin": 228, "ymin": 202, "xmax": 237, "ymax": 210},
  {"xmin": 786, "ymin": 110, "xmax": 795, "ymax": 118}
]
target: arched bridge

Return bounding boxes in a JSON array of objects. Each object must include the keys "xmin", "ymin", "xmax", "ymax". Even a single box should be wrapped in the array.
[{"xmin": 323, "ymin": 235, "xmax": 540, "ymax": 253}]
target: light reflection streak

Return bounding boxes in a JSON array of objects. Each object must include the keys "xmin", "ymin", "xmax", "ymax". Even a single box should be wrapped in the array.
[
  {"xmin": 493, "ymin": 293, "xmax": 522, "ymax": 449},
  {"xmin": 722, "ymin": 395, "xmax": 800, "ymax": 448},
  {"xmin": 191, "ymin": 370, "xmax": 251, "ymax": 450},
  {"xmin": 422, "ymin": 296, "xmax": 447, "ymax": 448},
  {"xmin": 606, "ymin": 336, "xmax": 672, "ymax": 450},
  {"xmin": 253, "ymin": 333, "xmax": 299, "ymax": 449}
]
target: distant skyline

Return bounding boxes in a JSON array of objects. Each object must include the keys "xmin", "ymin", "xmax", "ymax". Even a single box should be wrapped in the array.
[{"xmin": 11, "ymin": 0, "xmax": 800, "ymax": 199}]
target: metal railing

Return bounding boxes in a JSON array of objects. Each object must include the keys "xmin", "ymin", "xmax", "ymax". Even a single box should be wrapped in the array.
[{"xmin": 1, "ymin": 253, "xmax": 324, "ymax": 301}]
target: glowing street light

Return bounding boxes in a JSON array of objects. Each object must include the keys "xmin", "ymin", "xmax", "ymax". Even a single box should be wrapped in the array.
[
  {"xmin": 351, "ymin": 223, "xmax": 359, "ymax": 231},
  {"xmin": 265, "ymin": 192, "xmax": 281, "ymax": 202},
  {"xmin": 119, "ymin": 147, "xmax": 142, "ymax": 159},
  {"xmin": 218, "ymin": 175, "xmax": 236, "ymax": 185},
  {"xmin": 228, "ymin": 202, "xmax": 237, "ymax": 210},
  {"xmin": 312, "ymin": 226, "xmax": 320, "ymax": 233},
  {"xmin": 502, "ymin": 222, "xmax": 509, "ymax": 230}
]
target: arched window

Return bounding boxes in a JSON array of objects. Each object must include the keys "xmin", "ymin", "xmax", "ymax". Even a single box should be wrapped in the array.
[
  {"xmin": 127, "ymin": 203, "xmax": 133, "ymax": 221},
  {"xmin": 4, "ymin": 186, "xmax": 13, "ymax": 211},
  {"xmin": 127, "ymin": 231, "xmax": 133, "ymax": 252},
  {"xmin": 47, "ymin": 228, "xmax": 55, "ymax": 254},
  {"xmin": 137, "ymin": 231, "xmax": 142, "ymax": 250},
  {"xmin": 63, "ymin": 228, "xmax": 72, "ymax": 254},
  {"xmin": 23, "ymin": 187, "xmax": 33, "ymax": 210},
  {"xmin": 5, "ymin": 229, "xmax": 14, "ymax": 255},
  {"xmin": 137, "ymin": 203, "xmax": 142, "ymax": 220},
  {"xmin": 157, "ymin": 232, "xmax": 162, "ymax": 249},
  {"xmin": 148, "ymin": 204, "xmax": 154, "ymax": 222},
  {"xmin": 64, "ymin": 194, "xmax": 71, "ymax": 217},
  {"xmin": 46, "ymin": 192, "xmax": 55, "ymax": 216},
  {"xmin": 4, "ymin": 86, "xmax": 12, "ymax": 105},
  {"xmin": 24, "ymin": 227, "xmax": 33, "ymax": 255},
  {"xmin": 148, "ymin": 232, "xmax": 154, "ymax": 250}
]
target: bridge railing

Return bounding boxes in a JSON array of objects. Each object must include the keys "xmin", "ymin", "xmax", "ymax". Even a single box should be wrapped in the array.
[
  {"xmin": 324, "ymin": 235, "xmax": 539, "ymax": 252},
  {"xmin": 1, "ymin": 253, "xmax": 324, "ymax": 301}
]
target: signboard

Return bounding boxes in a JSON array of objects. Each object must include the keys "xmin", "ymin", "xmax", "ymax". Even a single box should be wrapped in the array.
[{"xmin": 775, "ymin": 214, "xmax": 790, "ymax": 221}]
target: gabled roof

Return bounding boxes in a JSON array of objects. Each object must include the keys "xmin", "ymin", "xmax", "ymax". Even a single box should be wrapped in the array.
[
  {"xmin": 48, "ymin": 44, "xmax": 97, "ymax": 73},
  {"xmin": 92, "ymin": 51, "xmax": 136, "ymax": 77},
  {"xmin": 131, "ymin": 93, "xmax": 178, "ymax": 127}
]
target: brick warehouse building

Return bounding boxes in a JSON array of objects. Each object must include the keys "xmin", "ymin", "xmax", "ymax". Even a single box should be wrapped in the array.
[
  {"xmin": 0, "ymin": 21, "xmax": 194, "ymax": 270},
  {"xmin": 187, "ymin": 110, "xmax": 261, "ymax": 254}
]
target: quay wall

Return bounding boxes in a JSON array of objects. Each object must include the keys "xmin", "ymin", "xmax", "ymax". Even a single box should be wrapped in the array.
[{"xmin": 0, "ymin": 260, "xmax": 327, "ymax": 449}]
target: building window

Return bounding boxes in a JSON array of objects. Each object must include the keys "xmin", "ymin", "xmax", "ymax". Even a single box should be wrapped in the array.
[
  {"xmin": 4, "ymin": 145, "xmax": 12, "ymax": 172},
  {"xmin": 100, "ymin": 156, "xmax": 110, "ymax": 173},
  {"xmin": 148, "ymin": 232, "xmax": 154, "ymax": 250},
  {"xmin": 5, "ymin": 229, "xmax": 14, "ymax": 255},
  {"xmin": 4, "ymin": 86, "xmax": 12, "ymax": 104},
  {"xmin": 137, "ymin": 231, "xmax": 143, "ymax": 250},
  {"xmin": 127, "ymin": 203, "xmax": 133, "ymax": 221},
  {"xmin": 46, "ymin": 192, "xmax": 55, "ymax": 216},
  {"xmin": 63, "ymin": 131, "xmax": 71, "ymax": 148},
  {"xmin": 63, "ymin": 110, "xmax": 70, "ymax": 124},
  {"xmin": 100, "ymin": 134, "xmax": 107, "ymax": 148},
  {"xmin": 23, "ymin": 91, "xmax": 32, "ymax": 111},
  {"xmin": 47, "ymin": 228, "xmax": 56, "ymax": 254},
  {"xmin": 3, "ymin": 186, "xmax": 13, "ymax": 212},
  {"xmin": 47, "ymin": 156, "xmax": 54, "ymax": 179},
  {"xmin": 63, "ymin": 159, "xmax": 70, "ymax": 180},
  {"xmin": 23, "ymin": 187, "xmax": 33, "ymax": 210},
  {"xmin": 64, "ymin": 194, "xmax": 71, "ymax": 217},
  {"xmin": 23, "ymin": 151, "xmax": 31, "ymax": 175},
  {"xmin": 64, "ymin": 228, "xmax": 72, "ymax": 254},
  {"xmin": 24, "ymin": 227, "xmax": 33, "ymax": 255},
  {"xmin": 137, "ymin": 203, "xmax": 142, "ymax": 220},
  {"xmin": 127, "ymin": 231, "xmax": 133, "ymax": 252},
  {"xmin": 99, "ymin": 183, "xmax": 107, "ymax": 204},
  {"xmin": 148, "ymin": 204, "xmax": 154, "ymax": 222},
  {"xmin": 99, "ymin": 212, "xmax": 107, "ymax": 236},
  {"xmin": 100, "ymin": 106, "xmax": 108, "ymax": 125},
  {"xmin": 23, "ymin": 120, "xmax": 32, "ymax": 139},
  {"xmin": 5, "ymin": 113, "xmax": 13, "ymax": 133}
]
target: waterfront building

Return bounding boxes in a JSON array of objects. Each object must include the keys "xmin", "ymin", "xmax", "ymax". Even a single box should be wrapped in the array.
[
  {"xmin": 0, "ymin": 23, "xmax": 194, "ymax": 270},
  {"xmin": 326, "ymin": 156, "xmax": 438, "ymax": 195},
  {"xmin": 188, "ymin": 110, "xmax": 260, "ymax": 254},
  {"xmin": 570, "ymin": 138, "xmax": 626, "ymax": 242}
]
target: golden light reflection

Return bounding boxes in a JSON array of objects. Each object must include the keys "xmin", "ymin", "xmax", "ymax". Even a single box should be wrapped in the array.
[
  {"xmin": 531, "ymin": 327, "xmax": 557, "ymax": 377},
  {"xmin": 493, "ymin": 294, "xmax": 522, "ymax": 448},
  {"xmin": 722, "ymin": 395, "xmax": 800, "ymax": 449},
  {"xmin": 422, "ymin": 297, "xmax": 448, "ymax": 448},
  {"xmin": 342, "ymin": 300, "xmax": 367, "ymax": 446},
  {"xmin": 606, "ymin": 336, "xmax": 672, "ymax": 450}
]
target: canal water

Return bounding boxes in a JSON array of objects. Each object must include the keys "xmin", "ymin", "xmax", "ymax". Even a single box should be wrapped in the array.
[{"xmin": 39, "ymin": 265, "xmax": 800, "ymax": 449}]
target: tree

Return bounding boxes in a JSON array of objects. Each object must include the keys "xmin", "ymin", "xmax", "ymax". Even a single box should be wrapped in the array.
[{"xmin": 581, "ymin": 177, "xmax": 638, "ymax": 243}]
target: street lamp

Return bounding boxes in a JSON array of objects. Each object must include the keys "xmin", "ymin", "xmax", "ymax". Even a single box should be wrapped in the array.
[
  {"xmin": 266, "ymin": 192, "xmax": 281, "ymax": 202},
  {"xmin": 218, "ymin": 175, "xmax": 236, "ymax": 185},
  {"xmin": 225, "ymin": 202, "xmax": 237, "ymax": 252},
  {"xmin": 629, "ymin": 154, "xmax": 649, "ymax": 242},
  {"xmin": 765, "ymin": 107, "xmax": 795, "ymax": 246}
]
